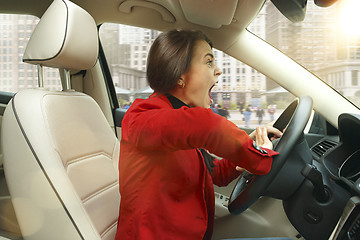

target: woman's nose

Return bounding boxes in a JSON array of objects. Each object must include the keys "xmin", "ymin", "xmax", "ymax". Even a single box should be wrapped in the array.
[{"xmin": 215, "ymin": 65, "xmax": 222, "ymax": 76}]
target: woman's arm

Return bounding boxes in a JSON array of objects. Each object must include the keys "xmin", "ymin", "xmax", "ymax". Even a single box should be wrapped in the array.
[{"xmin": 122, "ymin": 97, "xmax": 278, "ymax": 175}]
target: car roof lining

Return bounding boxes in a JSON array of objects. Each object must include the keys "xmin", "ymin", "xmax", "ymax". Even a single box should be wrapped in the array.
[{"xmin": 0, "ymin": 0, "xmax": 265, "ymax": 52}]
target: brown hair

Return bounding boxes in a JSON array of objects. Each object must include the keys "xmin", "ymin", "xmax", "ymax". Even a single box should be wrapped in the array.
[{"xmin": 147, "ymin": 29, "xmax": 212, "ymax": 93}]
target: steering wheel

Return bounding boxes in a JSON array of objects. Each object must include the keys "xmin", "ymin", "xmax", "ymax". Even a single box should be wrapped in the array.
[{"xmin": 228, "ymin": 96, "xmax": 313, "ymax": 214}]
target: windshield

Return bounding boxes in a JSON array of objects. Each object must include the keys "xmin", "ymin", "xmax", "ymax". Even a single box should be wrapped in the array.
[{"xmin": 249, "ymin": 0, "xmax": 360, "ymax": 108}]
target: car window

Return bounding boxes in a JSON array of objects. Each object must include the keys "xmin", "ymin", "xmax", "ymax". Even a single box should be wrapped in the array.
[
  {"xmin": 250, "ymin": 1, "xmax": 360, "ymax": 109},
  {"xmin": 99, "ymin": 24, "xmax": 294, "ymax": 129},
  {"xmin": 0, "ymin": 14, "xmax": 62, "ymax": 93}
]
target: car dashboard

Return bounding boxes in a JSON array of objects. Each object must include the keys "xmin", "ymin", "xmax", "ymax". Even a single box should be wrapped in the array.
[
  {"xmin": 284, "ymin": 113, "xmax": 360, "ymax": 240},
  {"xmin": 322, "ymin": 113, "xmax": 360, "ymax": 240}
]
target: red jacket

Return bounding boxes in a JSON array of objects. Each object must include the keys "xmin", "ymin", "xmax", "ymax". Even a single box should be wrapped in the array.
[{"xmin": 115, "ymin": 93, "xmax": 278, "ymax": 240}]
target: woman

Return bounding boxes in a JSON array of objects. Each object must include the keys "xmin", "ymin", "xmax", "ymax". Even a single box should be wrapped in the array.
[{"xmin": 115, "ymin": 29, "xmax": 282, "ymax": 240}]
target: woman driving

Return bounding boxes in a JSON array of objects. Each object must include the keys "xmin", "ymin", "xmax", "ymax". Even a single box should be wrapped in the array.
[{"xmin": 115, "ymin": 29, "xmax": 282, "ymax": 240}]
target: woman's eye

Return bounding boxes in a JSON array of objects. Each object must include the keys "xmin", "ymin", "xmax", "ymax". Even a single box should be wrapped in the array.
[{"xmin": 207, "ymin": 60, "xmax": 213, "ymax": 67}]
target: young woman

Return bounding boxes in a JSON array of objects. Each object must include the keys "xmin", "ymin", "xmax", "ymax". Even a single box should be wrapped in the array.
[{"xmin": 115, "ymin": 29, "xmax": 282, "ymax": 240}]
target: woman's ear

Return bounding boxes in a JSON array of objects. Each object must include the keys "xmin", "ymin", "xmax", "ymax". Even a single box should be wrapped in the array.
[{"xmin": 177, "ymin": 78, "xmax": 185, "ymax": 88}]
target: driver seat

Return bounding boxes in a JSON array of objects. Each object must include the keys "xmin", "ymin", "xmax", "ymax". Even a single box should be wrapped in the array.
[{"xmin": 1, "ymin": 0, "xmax": 120, "ymax": 239}]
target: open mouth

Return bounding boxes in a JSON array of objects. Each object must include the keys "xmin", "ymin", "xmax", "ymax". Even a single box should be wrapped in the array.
[{"xmin": 209, "ymin": 84, "xmax": 215, "ymax": 104}]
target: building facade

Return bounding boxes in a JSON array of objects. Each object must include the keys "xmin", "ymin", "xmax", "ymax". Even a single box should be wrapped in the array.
[
  {"xmin": 265, "ymin": 1, "xmax": 360, "ymax": 105},
  {"xmin": 0, "ymin": 14, "xmax": 61, "ymax": 92},
  {"xmin": 2, "ymin": 2, "xmax": 360, "ymax": 107},
  {"xmin": 100, "ymin": 15, "xmax": 268, "ymax": 109}
]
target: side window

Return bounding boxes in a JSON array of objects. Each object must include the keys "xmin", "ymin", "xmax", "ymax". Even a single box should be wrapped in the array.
[
  {"xmin": 0, "ymin": 14, "xmax": 62, "ymax": 94},
  {"xmin": 99, "ymin": 24, "xmax": 158, "ymax": 109},
  {"xmin": 99, "ymin": 23, "xmax": 294, "ymax": 128}
]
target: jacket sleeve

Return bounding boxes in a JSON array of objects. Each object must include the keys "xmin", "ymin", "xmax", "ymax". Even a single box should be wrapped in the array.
[
  {"xmin": 122, "ymin": 98, "xmax": 278, "ymax": 175},
  {"xmin": 210, "ymin": 158, "xmax": 242, "ymax": 186}
]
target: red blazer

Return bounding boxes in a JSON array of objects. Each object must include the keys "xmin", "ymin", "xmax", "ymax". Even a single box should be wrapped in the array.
[{"xmin": 115, "ymin": 93, "xmax": 278, "ymax": 240}]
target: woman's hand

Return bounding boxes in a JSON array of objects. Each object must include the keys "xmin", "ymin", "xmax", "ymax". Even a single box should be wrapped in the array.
[
  {"xmin": 238, "ymin": 123, "xmax": 283, "ymax": 174},
  {"xmin": 235, "ymin": 166, "xmax": 244, "ymax": 172},
  {"xmin": 254, "ymin": 127, "xmax": 273, "ymax": 149},
  {"xmin": 249, "ymin": 121, "xmax": 282, "ymax": 142}
]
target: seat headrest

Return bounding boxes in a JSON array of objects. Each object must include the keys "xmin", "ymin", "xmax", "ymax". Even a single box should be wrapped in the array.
[{"xmin": 23, "ymin": 0, "xmax": 98, "ymax": 70}]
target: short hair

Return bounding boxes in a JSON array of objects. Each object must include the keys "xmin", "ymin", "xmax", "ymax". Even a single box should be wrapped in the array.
[{"xmin": 146, "ymin": 29, "xmax": 212, "ymax": 93}]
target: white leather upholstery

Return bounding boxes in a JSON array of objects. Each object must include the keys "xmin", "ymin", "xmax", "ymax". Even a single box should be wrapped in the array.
[
  {"xmin": 1, "ymin": 0, "xmax": 120, "ymax": 239},
  {"xmin": 23, "ymin": 0, "xmax": 98, "ymax": 70},
  {"xmin": 3, "ymin": 90, "xmax": 120, "ymax": 240}
]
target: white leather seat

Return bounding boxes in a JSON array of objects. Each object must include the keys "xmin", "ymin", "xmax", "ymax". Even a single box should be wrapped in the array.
[{"xmin": 1, "ymin": 0, "xmax": 120, "ymax": 239}]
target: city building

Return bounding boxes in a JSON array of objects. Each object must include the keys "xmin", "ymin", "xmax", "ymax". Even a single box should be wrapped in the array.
[
  {"xmin": 0, "ymin": 14, "xmax": 61, "ymax": 92},
  {"xmin": 101, "ymin": 15, "xmax": 268, "ymax": 109},
  {"xmin": 212, "ymin": 9, "xmax": 267, "ymax": 108},
  {"xmin": 266, "ymin": 1, "xmax": 360, "ymax": 105},
  {"xmin": 2, "ymin": 2, "xmax": 360, "ymax": 107}
]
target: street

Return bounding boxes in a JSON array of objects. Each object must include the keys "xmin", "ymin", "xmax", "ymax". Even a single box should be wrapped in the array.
[{"xmin": 227, "ymin": 109, "xmax": 283, "ymax": 128}]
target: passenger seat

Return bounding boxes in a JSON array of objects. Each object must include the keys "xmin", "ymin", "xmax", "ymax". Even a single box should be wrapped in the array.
[{"xmin": 1, "ymin": 0, "xmax": 120, "ymax": 239}]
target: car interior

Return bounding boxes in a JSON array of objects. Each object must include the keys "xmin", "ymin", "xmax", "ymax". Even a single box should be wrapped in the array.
[{"xmin": 0, "ymin": 0, "xmax": 360, "ymax": 240}]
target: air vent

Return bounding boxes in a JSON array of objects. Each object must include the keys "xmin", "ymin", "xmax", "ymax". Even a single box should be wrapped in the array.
[{"xmin": 311, "ymin": 140, "xmax": 337, "ymax": 158}]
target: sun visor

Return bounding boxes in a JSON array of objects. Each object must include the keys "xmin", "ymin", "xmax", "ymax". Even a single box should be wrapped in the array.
[
  {"xmin": 179, "ymin": 0, "xmax": 238, "ymax": 28},
  {"xmin": 118, "ymin": 0, "xmax": 175, "ymax": 23}
]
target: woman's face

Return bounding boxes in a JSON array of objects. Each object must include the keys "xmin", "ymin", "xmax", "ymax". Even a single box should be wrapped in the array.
[{"xmin": 172, "ymin": 40, "xmax": 222, "ymax": 108}]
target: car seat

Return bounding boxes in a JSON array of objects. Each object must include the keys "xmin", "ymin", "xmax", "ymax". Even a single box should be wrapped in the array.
[{"xmin": 1, "ymin": 0, "xmax": 120, "ymax": 239}]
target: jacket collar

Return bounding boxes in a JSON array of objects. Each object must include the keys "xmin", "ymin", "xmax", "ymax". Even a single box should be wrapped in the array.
[{"xmin": 165, "ymin": 93, "xmax": 190, "ymax": 109}]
